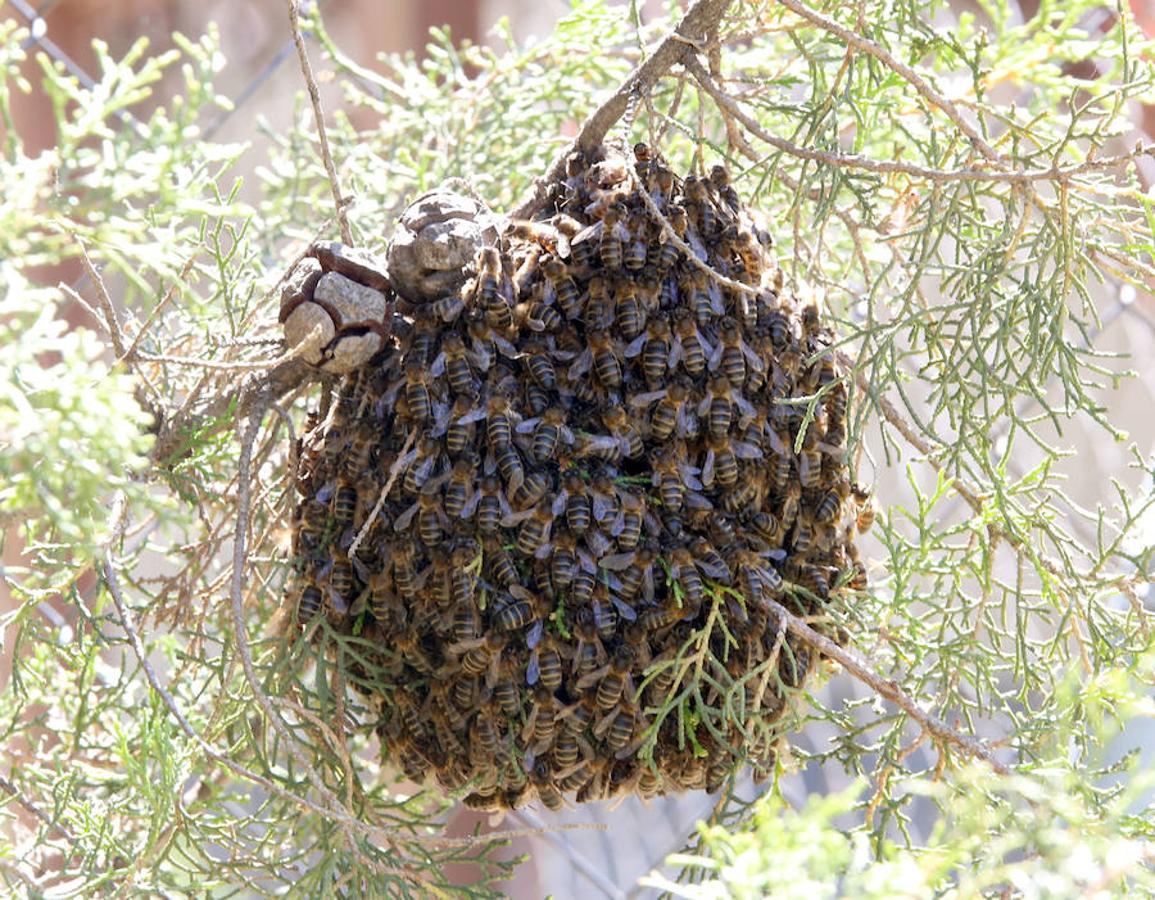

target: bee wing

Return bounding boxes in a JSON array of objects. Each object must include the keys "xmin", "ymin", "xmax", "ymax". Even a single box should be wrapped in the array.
[
  {"xmin": 641, "ymin": 569, "xmax": 655, "ymax": 603},
  {"xmin": 707, "ymin": 339, "xmax": 725, "ymax": 371},
  {"xmin": 466, "ymin": 343, "xmax": 491, "ymax": 371},
  {"xmin": 429, "ymin": 351, "xmax": 447, "ymax": 377},
  {"xmin": 816, "ymin": 441, "xmax": 847, "ymax": 459},
  {"xmin": 735, "ymin": 394, "xmax": 756, "ymax": 418},
  {"xmin": 351, "ymin": 554, "xmax": 373, "ymax": 584},
  {"xmin": 733, "ymin": 440, "xmax": 764, "ymax": 460},
  {"xmin": 767, "ymin": 428, "xmax": 789, "ymax": 456},
  {"xmin": 457, "ymin": 408, "xmax": 487, "ymax": 425},
  {"xmin": 695, "ymin": 558, "xmax": 731, "ymax": 581},
  {"xmin": 577, "ymin": 549, "xmax": 598, "ymax": 573},
  {"xmin": 568, "ymin": 348, "xmax": 592, "ymax": 380},
  {"xmin": 610, "ymin": 595, "xmax": 637, "ymax": 621},
  {"xmin": 680, "ymin": 464, "xmax": 704, "ymax": 492},
  {"xmin": 576, "ymin": 665, "xmax": 610, "ymax": 691},
  {"xmin": 701, "ymin": 449, "xmax": 716, "ymax": 488},
  {"xmin": 685, "ymin": 491, "xmax": 714, "ymax": 511},
  {"xmin": 697, "ymin": 393, "xmax": 713, "ymax": 417},
  {"xmin": 629, "ymin": 389, "xmax": 667, "ymax": 409},
  {"xmin": 590, "ymin": 491, "xmax": 616, "ymax": 523},
  {"xmin": 515, "ymin": 416, "xmax": 541, "ymax": 434},
  {"xmin": 493, "ymin": 334, "xmax": 519, "ymax": 359},
  {"xmin": 707, "ymin": 280, "xmax": 725, "ymax": 314},
  {"xmin": 508, "ymin": 585, "xmax": 534, "ymax": 601},
  {"xmin": 623, "ymin": 332, "xmax": 648, "ymax": 358},
  {"xmin": 315, "ymin": 480, "xmax": 337, "ymax": 503},
  {"xmin": 572, "ymin": 220, "xmax": 603, "ymax": 246},
  {"xmin": 526, "ymin": 620, "xmax": 544, "ymax": 649},
  {"xmin": 526, "ymin": 650, "xmax": 540, "ymax": 685},
  {"xmin": 599, "ymin": 551, "xmax": 635, "ymax": 571},
  {"xmin": 460, "ymin": 490, "xmax": 481, "ymax": 519},
  {"xmin": 742, "ymin": 340, "xmax": 766, "ymax": 373},
  {"xmin": 500, "ymin": 508, "xmax": 536, "ymax": 527},
  {"xmin": 667, "ymin": 336, "xmax": 683, "ymax": 368},
  {"xmin": 534, "ymin": 541, "xmax": 555, "ymax": 561},
  {"xmin": 392, "ymin": 501, "xmax": 420, "ymax": 531},
  {"xmin": 551, "ymin": 489, "xmax": 569, "ymax": 515}
]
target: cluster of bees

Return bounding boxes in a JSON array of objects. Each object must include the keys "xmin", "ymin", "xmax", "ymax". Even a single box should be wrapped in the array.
[{"xmin": 285, "ymin": 141, "xmax": 870, "ymax": 810}]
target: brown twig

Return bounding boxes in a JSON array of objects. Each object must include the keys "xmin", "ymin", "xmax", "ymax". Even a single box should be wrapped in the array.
[
  {"xmin": 764, "ymin": 598, "xmax": 1010, "ymax": 775},
  {"xmin": 511, "ymin": 0, "xmax": 734, "ymax": 220},
  {"xmin": 682, "ymin": 55, "xmax": 1153, "ymax": 185},
  {"xmin": 288, "ymin": 0, "xmax": 353, "ymax": 246}
]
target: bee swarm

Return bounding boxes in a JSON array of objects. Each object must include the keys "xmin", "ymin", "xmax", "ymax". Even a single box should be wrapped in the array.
[{"xmin": 283, "ymin": 143, "xmax": 869, "ymax": 810}]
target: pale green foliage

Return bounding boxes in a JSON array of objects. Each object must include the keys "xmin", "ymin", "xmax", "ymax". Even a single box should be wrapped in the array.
[
  {"xmin": 0, "ymin": 268, "xmax": 154, "ymax": 555},
  {"xmin": 1, "ymin": 0, "xmax": 1154, "ymax": 895},
  {"xmin": 657, "ymin": 660, "xmax": 1155, "ymax": 898}
]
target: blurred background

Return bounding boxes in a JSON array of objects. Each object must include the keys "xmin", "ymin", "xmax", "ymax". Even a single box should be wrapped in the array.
[{"xmin": 3, "ymin": 0, "xmax": 1154, "ymax": 896}]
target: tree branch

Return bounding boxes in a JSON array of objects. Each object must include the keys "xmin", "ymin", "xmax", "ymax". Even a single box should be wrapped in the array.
[{"xmin": 510, "ymin": 0, "xmax": 734, "ymax": 219}]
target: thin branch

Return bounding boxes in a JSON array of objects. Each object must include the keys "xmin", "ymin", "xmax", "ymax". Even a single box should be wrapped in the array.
[
  {"xmin": 348, "ymin": 430, "xmax": 415, "ymax": 558},
  {"xmin": 683, "ymin": 55, "xmax": 1154, "ymax": 184},
  {"xmin": 288, "ymin": 0, "xmax": 353, "ymax": 245},
  {"xmin": 774, "ymin": 0, "xmax": 1001, "ymax": 165},
  {"xmin": 511, "ymin": 0, "xmax": 734, "ymax": 219},
  {"xmin": 74, "ymin": 237, "xmax": 128, "ymax": 359},
  {"xmin": 121, "ymin": 254, "xmax": 199, "ymax": 362},
  {"xmin": 765, "ymin": 598, "xmax": 1011, "ymax": 775}
]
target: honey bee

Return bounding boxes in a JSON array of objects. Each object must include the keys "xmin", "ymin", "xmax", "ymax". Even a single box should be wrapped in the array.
[
  {"xmin": 570, "ymin": 606, "xmax": 607, "ymax": 677},
  {"xmin": 393, "ymin": 483, "xmax": 446, "ymax": 547},
  {"xmin": 852, "ymin": 483, "xmax": 874, "ymax": 533},
  {"xmin": 599, "ymin": 202, "xmax": 628, "ymax": 269},
  {"xmin": 792, "ymin": 510, "xmax": 816, "ymax": 554},
  {"xmin": 483, "ymin": 536, "xmax": 521, "ymax": 589},
  {"xmin": 450, "ymin": 632, "xmax": 507, "ymax": 685},
  {"xmin": 440, "ymin": 390, "xmax": 484, "ymax": 456},
  {"xmin": 710, "ymin": 316, "xmax": 764, "ymax": 388},
  {"xmin": 509, "ymin": 219, "xmax": 571, "ymax": 259},
  {"xmin": 670, "ymin": 307, "xmax": 711, "ymax": 376},
  {"xmin": 708, "ymin": 164, "xmax": 742, "ymax": 216},
  {"xmin": 700, "ymin": 375, "xmax": 756, "ymax": 439},
  {"xmin": 729, "ymin": 547, "xmax": 786, "ymax": 609},
  {"xmin": 401, "ymin": 358, "xmax": 434, "ymax": 424},
  {"xmin": 443, "ymin": 454, "xmax": 480, "ymax": 519},
  {"xmin": 583, "ymin": 275, "xmax": 613, "ymax": 330},
  {"xmin": 332, "ymin": 482, "xmax": 358, "ymax": 527},
  {"xmin": 510, "ymin": 469, "xmax": 551, "ymax": 510},
  {"xmin": 631, "ymin": 378, "xmax": 693, "ymax": 443},
  {"xmin": 493, "ymin": 588, "xmax": 551, "ymax": 640},
  {"xmin": 684, "ymin": 174, "xmax": 718, "ymax": 237},
  {"xmin": 681, "ymin": 268, "xmax": 723, "ymax": 326},
  {"xmin": 549, "ymin": 529, "xmax": 579, "ymax": 589},
  {"xmin": 527, "ymin": 633, "xmax": 565, "ymax": 690},
  {"xmin": 523, "ymin": 300, "xmax": 563, "ymax": 334},
  {"xmin": 401, "ymin": 435, "xmax": 442, "ymax": 496},
  {"xmin": 430, "ymin": 332, "xmax": 476, "ymax": 396},
  {"xmin": 494, "ymin": 443, "xmax": 526, "ymax": 492},
  {"xmin": 492, "ymin": 659, "xmax": 525, "ymax": 717},
  {"xmin": 473, "ymin": 475, "xmax": 508, "ymax": 535},
  {"xmin": 516, "ymin": 406, "xmax": 573, "ymax": 463},
  {"xmin": 623, "ymin": 211, "xmax": 650, "ymax": 271},
  {"xmin": 660, "ymin": 205, "xmax": 689, "ymax": 271},
  {"xmin": 569, "ymin": 329, "xmax": 623, "ymax": 393},
  {"xmin": 603, "ymin": 538, "xmax": 658, "ymax": 604},
  {"xmin": 624, "ymin": 314, "xmax": 671, "ymax": 386},
  {"xmin": 295, "ymin": 581, "xmax": 323, "ymax": 622},
  {"xmin": 814, "ymin": 479, "xmax": 850, "ymax": 524},
  {"xmin": 595, "ymin": 703, "xmax": 638, "ymax": 756},
  {"xmin": 506, "ymin": 503, "xmax": 555, "ymax": 558},
  {"xmin": 524, "ymin": 686, "xmax": 562, "ymax": 754},
  {"xmin": 667, "ymin": 547, "xmax": 705, "ymax": 609},
  {"xmin": 702, "ymin": 432, "xmax": 763, "ymax": 489},
  {"xmin": 475, "ymin": 245, "xmax": 510, "ymax": 311},
  {"xmin": 798, "ymin": 429, "xmax": 823, "ymax": 489},
  {"xmin": 651, "ymin": 445, "xmax": 702, "ymax": 513},
  {"xmin": 539, "ymin": 255, "xmax": 582, "ymax": 320},
  {"xmin": 614, "ymin": 280, "xmax": 646, "ymax": 339},
  {"xmin": 602, "ymin": 407, "xmax": 644, "ymax": 459},
  {"xmin": 577, "ymin": 644, "xmax": 635, "ymax": 710},
  {"xmin": 632, "ymin": 140, "xmax": 653, "ymax": 183},
  {"xmin": 530, "ymin": 757, "xmax": 564, "ymax": 810},
  {"xmin": 560, "ymin": 471, "xmax": 592, "ymax": 535},
  {"xmin": 610, "ymin": 491, "xmax": 646, "ymax": 551}
]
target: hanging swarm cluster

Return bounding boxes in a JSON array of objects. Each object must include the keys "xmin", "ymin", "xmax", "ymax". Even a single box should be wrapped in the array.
[{"xmin": 282, "ymin": 142, "xmax": 871, "ymax": 810}]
